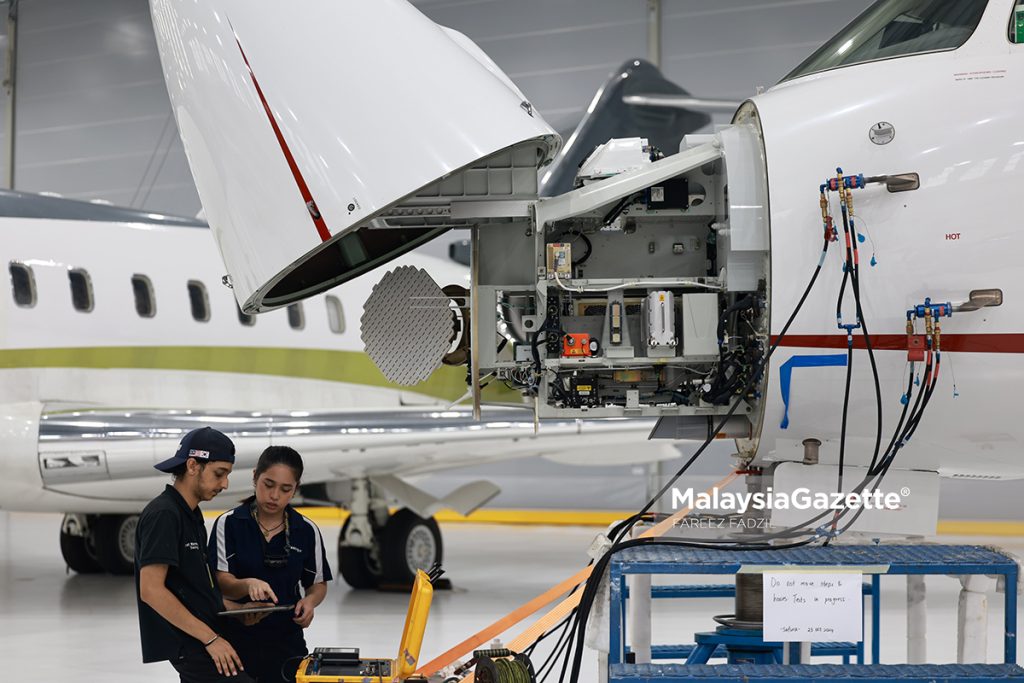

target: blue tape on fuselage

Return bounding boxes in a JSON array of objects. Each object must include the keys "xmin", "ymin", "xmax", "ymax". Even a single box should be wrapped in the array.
[{"xmin": 779, "ymin": 353, "xmax": 848, "ymax": 429}]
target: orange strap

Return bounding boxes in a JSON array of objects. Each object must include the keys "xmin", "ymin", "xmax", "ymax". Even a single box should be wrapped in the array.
[
  {"xmin": 416, "ymin": 567, "xmax": 593, "ymax": 676},
  {"xmin": 416, "ymin": 471, "xmax": 740, "ymax": 677}
]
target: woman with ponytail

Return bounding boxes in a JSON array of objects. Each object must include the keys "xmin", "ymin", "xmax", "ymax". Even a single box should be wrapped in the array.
[{"xmin": 208, "ymin": 446, "xmax": 332, "ymax": 681}]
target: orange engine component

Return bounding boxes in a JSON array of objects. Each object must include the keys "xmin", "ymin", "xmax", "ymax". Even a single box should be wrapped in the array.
[{"xmin": 562, "ymin": 333, "xmax": 592, "ymax": 357}]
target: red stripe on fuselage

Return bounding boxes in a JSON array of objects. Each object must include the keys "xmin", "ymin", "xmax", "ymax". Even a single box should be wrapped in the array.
[
  {"xmin": 772, "ymin": 334, "xmax": 1024, "ymax": 354},
  {"xmin": 234, "ymin": 35, "xmax": 331, "ymax": 243}
]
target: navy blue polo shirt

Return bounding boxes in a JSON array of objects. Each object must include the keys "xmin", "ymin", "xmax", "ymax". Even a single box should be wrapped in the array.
[{"xmin": 208, "ymin": 503, "xmax": 332, "ymax": 638}]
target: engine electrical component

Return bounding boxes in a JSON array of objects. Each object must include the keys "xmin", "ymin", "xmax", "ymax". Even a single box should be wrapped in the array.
[
  {"xmin": 470, "ymin": 129, "xmax": 772, "ymax": 439},
  {"xmin": 561, "ymin": 333, "xmax": 594, "ymax": 358}
]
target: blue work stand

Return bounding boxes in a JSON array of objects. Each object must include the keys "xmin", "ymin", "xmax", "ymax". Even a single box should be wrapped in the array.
[
  {"xmin": 608, "ymin": 544, "xmax": 1021, "ymax": 682},
  {"xmin": 622, "ymin": 582, "xmax": 877, "ymax": 664},
  {"xmin": 608, "ymin": 663, "xmax": 1024, "ymax": 682}
]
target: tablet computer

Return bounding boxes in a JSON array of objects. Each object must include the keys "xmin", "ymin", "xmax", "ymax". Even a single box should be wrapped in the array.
[{"xmin": 218, "ymin": 604, "xmax": 295, "ymax": 617}]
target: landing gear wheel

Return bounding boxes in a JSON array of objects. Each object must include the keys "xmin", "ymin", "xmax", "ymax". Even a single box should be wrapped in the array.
[
  {"xmin": 381, "ymin": 509, "xmax": 443, "ymax": 588},
  {"xmin": 338, "ymin": 517, "xmax": 383, "ymax": 590},
  {"xmin": 59, "ymin": 520, "xmax": 102, "ymax": 574},
  {"xmin": 92, "ymin": 514, "xmax": 139, "ymax": 575}
]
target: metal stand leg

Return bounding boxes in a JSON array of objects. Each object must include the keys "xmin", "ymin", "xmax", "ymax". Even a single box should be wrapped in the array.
[
  {"xmin": 782, "ymin": 642, "xmax": 808, "ymax": 664},
  {"xmin": 626, "ymin": 571, "xmax": 651, "ymax": 664},
  {"xmin": 686, "ymin": 642, "xmax": 716, "ymax": 665},
  {"xmin": 872, "ymin": 575, "xmax": 881, "ymax": 664},
  {"xmin": 907, "ymin": 575, "xmax": 927, "ymax": 663},
  {"xmin": 1006, "ymin": 566, "xmax": 1018, "ymax": 664},
  {"xmin": 957, "ymin": 575, "xmax": 994, "ymax": 664}
]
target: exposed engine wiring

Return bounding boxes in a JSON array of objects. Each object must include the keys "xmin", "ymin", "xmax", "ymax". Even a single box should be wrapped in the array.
[
  {"xmin": 552, "ymin": 273, "xmax": 722, "ymax": 294},
  {"xmin": 602, "ymin": 192, "xmax": 644, "ymax": 226}
]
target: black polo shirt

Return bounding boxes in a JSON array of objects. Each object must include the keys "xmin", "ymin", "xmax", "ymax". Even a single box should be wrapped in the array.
[{"xmin": 135, "ymin": 485, "xmax": 224, "ymax": 663}]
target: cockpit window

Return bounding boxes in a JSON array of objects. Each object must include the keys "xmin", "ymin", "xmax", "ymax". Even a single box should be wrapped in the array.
[
  {"xmin": 783, "ymin": 0, "xmax": 988, "ymax": 82},
  {"xmin": 1010, "ymin": 0, "xmax": 1024, "ymax": 43}
]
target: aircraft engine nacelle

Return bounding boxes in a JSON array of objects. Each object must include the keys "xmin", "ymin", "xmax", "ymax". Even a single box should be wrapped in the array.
[{"xmin": 149, "ymin": 0, "xmax": 559, "ymax": 313}]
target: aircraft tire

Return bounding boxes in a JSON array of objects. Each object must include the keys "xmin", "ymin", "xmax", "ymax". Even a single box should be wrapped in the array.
[
  {"xmin": 59, "ymin": 522, "xmax": 103, "ymax": 574},
  {"xmin": 380, "ymin": 508, "xmax": 442, "ymax": 588},
  {"xmin": 93, "ymin": 514, "xmax": 139, "ymax": 575},
  {"xmin": 338, "ymin": 517, "xmax": 382, "ymax": 589}
]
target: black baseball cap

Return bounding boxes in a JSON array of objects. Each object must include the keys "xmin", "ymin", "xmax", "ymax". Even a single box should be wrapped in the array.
[{"xmin": 154, "ymin": 427, "xmax": 236, "ymax": 473}]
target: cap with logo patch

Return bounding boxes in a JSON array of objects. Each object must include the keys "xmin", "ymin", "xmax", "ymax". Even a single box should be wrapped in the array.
[{"xmin": 154, "ymin": 426, "xmax": 236, "ymax": 473}]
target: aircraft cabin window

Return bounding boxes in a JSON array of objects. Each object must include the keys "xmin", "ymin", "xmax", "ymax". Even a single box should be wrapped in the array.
[
  {"xmin": 9, "ymin": 262, "xmax": 36, "ymax": 308},
  {"xmin": 287, "ymin": 302, "xmax": 305, "ymax": 330},
  {"xmin": 1011, "ymin": 1, "xmax": 1024, "ymax": 43},
  {"xmin": 131, "ymin": 274, "xmax": 156, "ymax": 318},
  {"xmin": 325, "ymin": 295, "xmax": 345, "ymax": 334},
  {"xmin": 187, "ymin": 280, "xmax": 210, "ymax": 322},
  {"xmin": 783, "ymin": 0, "xmax": 988, "ymax": 81},
  {"xmin": 68, "ymin": 268, "xmax": 94, "ymax": 313},
  {"xmin": 237, "ymin": 304, "xmax": 256, "ymax": 327}
]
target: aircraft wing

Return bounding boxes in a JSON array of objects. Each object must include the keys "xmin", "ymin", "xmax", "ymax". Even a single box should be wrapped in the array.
[{"xmin": 28, "ymin": 406, "xmax": 682, "ymax": 512}]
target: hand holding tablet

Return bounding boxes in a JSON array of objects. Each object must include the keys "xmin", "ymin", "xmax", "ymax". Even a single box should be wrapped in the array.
[{"xmin": 218, "ymin": 603, "xmax": 295, "ymax": 617}]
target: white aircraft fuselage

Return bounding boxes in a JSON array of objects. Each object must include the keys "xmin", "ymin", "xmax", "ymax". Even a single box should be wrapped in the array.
[
  {"xmin": 143, "ymin": 0, "xmax": 1024, "ymax": 542},
  {"xmin": 0, "ymin": 211, "xmax": 669, "ymax": 517},
  {"xmin": 150, "ymin": 0, "xmax": 1024, "ymax": 476}
]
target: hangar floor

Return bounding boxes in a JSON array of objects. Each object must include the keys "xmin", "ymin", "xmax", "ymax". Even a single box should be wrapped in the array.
[{"xmin": 0, "ymin": 511, "xmax": 1021, "ymax": 681}]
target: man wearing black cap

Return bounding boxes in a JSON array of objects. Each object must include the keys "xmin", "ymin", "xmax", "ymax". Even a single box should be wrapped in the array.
[{"xmin": 135, "ymin": 426, "xmax": 256, "ymax": 682}]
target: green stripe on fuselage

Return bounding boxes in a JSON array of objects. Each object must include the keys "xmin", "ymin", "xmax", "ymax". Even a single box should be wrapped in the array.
[{"xmin": 0, "ymin": 346, "xmax": 518, "ymax": 402}]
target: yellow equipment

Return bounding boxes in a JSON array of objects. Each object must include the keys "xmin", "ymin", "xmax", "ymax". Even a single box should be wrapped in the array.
[{"xmin": 297, "ymin": 568, "xmax": 436, "ymax": 683}]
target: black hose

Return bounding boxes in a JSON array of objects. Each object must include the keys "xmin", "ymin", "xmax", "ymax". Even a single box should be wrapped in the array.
[
  {"xmin": 846, "ymin": 208, "xmax": 884, "ymax": 474},
  {"xmin": 825, "ymin": 340, "xmax": 854, "ymax": 545},
  {"xmin": 602, "ymin": 192, "xmax": 643, "ymax": 226},
  {"xmin": 840, "ymin": 353, "xmax": 939, "ymax": 534}
]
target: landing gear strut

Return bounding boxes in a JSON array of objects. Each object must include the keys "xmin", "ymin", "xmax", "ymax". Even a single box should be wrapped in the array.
[
  {"xmin": 337, "ymin": 507, "xmax": 443, "ymax": 590},
  {"xmin": 335, "ymin": 479, "xmax": 444, "ymax": 590},
  {"xmin": 60, "ymin": 513, "xmax": 139, "ymax": 575},
  {"xmin": 60, "ymin": 514, "xmax": 101, "ymax": 574},
  {"xmin": 338, "ymin": 515, "xmax": 384, "ymax": 589}
]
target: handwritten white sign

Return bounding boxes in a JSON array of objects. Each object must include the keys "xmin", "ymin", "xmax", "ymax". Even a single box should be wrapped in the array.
[{"xmin": 762, "ymin": 572, "xmax": 863, "ymax": 642}]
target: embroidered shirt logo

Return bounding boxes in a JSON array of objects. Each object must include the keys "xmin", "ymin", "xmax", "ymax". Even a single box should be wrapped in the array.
[{"xmin": 185, "ymin": 542, "xmax": 201, "ymax": 551}]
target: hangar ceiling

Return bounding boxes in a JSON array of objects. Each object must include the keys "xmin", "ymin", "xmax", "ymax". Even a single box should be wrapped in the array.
[{"xmin": 0, "ymin": 0, "xmax": 872, "ymax": 217}]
